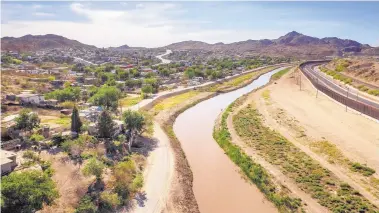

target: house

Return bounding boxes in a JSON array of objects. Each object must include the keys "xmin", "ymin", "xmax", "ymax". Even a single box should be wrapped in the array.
[
  {"xmin": 84, "ymin": 77, "xmax": 97, "ymax": 85},
  {"xmin": 16, "ymin": 93, "xmax": 44, "ymax": 105},
  {"xmin": 1, "ymin": 150, "xmax": 17, "ymax": 175}
]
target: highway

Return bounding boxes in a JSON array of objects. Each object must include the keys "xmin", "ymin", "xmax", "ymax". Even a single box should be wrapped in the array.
[{"xmin": 301, "ymin": 62, "xmax": 379, "ymax": 109}]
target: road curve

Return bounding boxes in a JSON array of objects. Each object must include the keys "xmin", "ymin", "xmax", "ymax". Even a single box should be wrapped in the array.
[{"xmin": 301, "ymin": 62, "xmax": 379, "ymax": 109}]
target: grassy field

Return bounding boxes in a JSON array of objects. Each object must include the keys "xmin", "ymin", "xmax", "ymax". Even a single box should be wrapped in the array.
[
  {"xmin": 152, "ymin": 91, "xmax": 200, "ymax": 113},
  {"xmin": 41, "ymin": 116, "xmax": 71, "ymax": 128},
  {"xmin": 213, "ymin": 98, "xmax": 304, "ymax": 213},
  {"xmin": 233, "ymin": 104, "xmax": 378, "ymax": 212},
  {"xmin": 119, "ymin": 96, "xmax": 143, "ymax": 108}
]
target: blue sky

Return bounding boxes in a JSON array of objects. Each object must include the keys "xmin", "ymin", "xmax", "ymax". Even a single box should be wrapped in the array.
[{"xmin": 2, "ymin": 1, "xmax": 379, "ymax": 48}]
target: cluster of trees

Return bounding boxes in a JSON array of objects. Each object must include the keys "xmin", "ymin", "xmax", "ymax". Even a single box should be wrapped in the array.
[
  {"xmin": 15, "ymin": 109, "xmax": 40, "ymax": 131},
  {"xmin": 45, "ymin": 86, "xmax": 81, "ymax": 102},
  {"xmin": 1, "ymin": 55, "xmax": 22, "ymax": 65}
]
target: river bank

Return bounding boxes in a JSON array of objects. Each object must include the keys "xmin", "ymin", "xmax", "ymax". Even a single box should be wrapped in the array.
[{"xmin": 224, "ymin": 68, "xmax": 379, "ymax": 212}]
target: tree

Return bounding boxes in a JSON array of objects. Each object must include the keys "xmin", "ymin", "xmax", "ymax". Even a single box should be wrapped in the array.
[
  {"xmin": 112, "ymin": 161, "xmax": 138, "ymax": 199},
  {"xmin": 99, "ymin": 191, "xmax": 121, "ymax": 211},
  {"xmin": 82, "ymin": 157, "xmax": 105, "ymax": 182},
  {"xmin": 123, "ymin": 110, "xmax": 145, "ymax": 151},
  {"xmin": 71, "ymin": 106, "xmax": 82, "ymax": 134},
  {"xmin": 1, "ymin": 171, "xmax": 58, "ymax": 213},
  {"xmin": 89, "ymin": 85, "xmax": 121, "ymax": 111},
  {"xmin": 97, "ymin": 110, "xmax": 116, "ymax": 138},
  {"xmin": 15, "ymin": 109, "xmax": 40, "ymax": 131},
  {"xmin": 74, "ymin": 195, "xmax": 97, "ymax": 213},
  {"xmin": 141, "ymin": 84, "xmax": 153, "ymax": 96}
]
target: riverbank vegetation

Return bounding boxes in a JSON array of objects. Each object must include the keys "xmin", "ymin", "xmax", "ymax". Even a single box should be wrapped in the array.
[
  {"xmin": 205, "ymin": 66, "xmax": 280, "ymax": 92},
  {"xmin": 213, "ymin": 99, "xmax": 304, "ymax": 212},
  {"xmin": 271, "ymin": 67, "xmax": 291, "ymax": 80},
  {"xmin": 233, "ymin": 104, "xmax": 379, "ymax": 212}
]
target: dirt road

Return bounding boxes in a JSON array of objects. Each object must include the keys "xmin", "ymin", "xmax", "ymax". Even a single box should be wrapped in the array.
[{"xmin": 133, "ymin": 122, "xmax": 174, "ymax": 213}]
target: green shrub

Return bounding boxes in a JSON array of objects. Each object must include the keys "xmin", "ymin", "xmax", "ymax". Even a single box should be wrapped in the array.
[
  {"xmin": 1, "ymin": 171, "xmax": 58, "ymax": 212},
  {"xmin": 30, "ymin": 133, "xmax": 44, "ymax": 142},
  {"xmin": 350, "ymin": 163, "xmax": 376, "ymax": 176},
  {"xmin": 75, "ymin": 195, "xmax": 97, "ymax": 213},
  {"xmin": 99, "ymin": 191, "xmax": 121, "ymax": 211}
]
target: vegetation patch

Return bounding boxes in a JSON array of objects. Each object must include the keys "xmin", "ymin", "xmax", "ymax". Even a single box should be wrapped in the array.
[
  {"xmin": 119, "ymin": 96, "xmax": 143, "ymax": 108},
  {"xmin": 271, "ymin": 67, "xmax": 291, "ymax": 80},
  {"xmin": 262, "ymin": 89, "xmax": 271, "ymax": 101},
  {"xmin": 350, "ymin": 163, "xmax": 376, "ymax": 177},
  {"xmin": 320, "ymin": 67, "xmax": 352, "ymax": 84},
  {"xmin": 152, "ymin": 90, "xmax": 200, "ymax": 113},
  {"xmin": 206, "ymin": 66, "xmax": 278, "ymax": 92},
  {"xmin": 233, "ymin": 104, "xmax": 378, "ymax": 212}
]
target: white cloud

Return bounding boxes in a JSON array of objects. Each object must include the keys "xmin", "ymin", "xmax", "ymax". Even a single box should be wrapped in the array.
[
  {"xmin": 1, "ymin": 3, "xmax": 286, "ymax": 48},
  {"xmin": 32, "ymin": 4, "xmax": 43, "ymax": 9},
  {"xmin": 33, "ymin": 12, "xmax": 55, "ymax": 17}
]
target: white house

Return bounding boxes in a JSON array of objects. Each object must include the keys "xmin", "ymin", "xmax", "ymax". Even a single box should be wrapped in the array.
[
  {"xmin": 1, "ymin": 150, "xmax": 17, "ymax": 175},
  {"xmin": 16, "ymin": 93, "xmax": 45, "ymax": 105}
]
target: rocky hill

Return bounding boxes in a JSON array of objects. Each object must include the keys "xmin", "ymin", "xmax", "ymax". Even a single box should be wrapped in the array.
[
  {"xmin": 1, "ymin": 34, "xmax": 96, "ymax": 52},
  {"xmin": 165, "ymin": 31, "xmax": 378, "ymax": 59}
]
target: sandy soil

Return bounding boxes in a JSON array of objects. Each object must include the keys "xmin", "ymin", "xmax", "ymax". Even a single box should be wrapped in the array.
[{"xmin": 235, "ymin": 69, "xmax": 379, "ymax": 206}]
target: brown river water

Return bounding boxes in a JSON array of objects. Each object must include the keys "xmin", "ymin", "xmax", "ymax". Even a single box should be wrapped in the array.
[{"xmin": 173, "ymin": 68, "xmax": 287, "ymax": 213}]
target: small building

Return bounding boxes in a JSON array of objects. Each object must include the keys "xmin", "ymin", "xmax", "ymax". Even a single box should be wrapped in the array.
[
  {"xmin": 84, "ymin": 78, "xmax": 97, "ymax": 85},
  {"xmin": 1, "ymin": 150, "xmax": 17, "ymax": 175},
  {"xmin": 16, "ymin": 93, "xmax": 45, "ymax": 105}
]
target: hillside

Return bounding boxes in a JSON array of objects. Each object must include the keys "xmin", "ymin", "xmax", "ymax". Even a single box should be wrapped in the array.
[
  {"xmin": 326, "ymin": 58, "xmax": 379, "ymax": 87},
  {"xmin": 1, "ymin": 34, "xmax": 96, "ymax": 52},
  {"xmin": 165, "ymin": 31, "xmax": 378, "ymax": 59}
]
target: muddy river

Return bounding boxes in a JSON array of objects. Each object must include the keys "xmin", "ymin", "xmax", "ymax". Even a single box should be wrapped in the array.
[{"xmin": 173, "ymin": 67, "xmax": 287, "ymax": 213}]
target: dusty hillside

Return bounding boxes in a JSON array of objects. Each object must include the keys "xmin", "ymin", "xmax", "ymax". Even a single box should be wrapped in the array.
[
  {"xmin": 1, "ymin": 34, "xmax": 96, "ymax": 51},
  {"xmin": 326, "ymin": 58, "xmax": 379, "ymax": 86}
]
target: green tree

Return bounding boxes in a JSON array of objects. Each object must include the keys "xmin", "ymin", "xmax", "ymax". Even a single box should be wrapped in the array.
[
  {"xmin": 99, "ymin": 191, "xmax": 121, "ymax": 211},
  {"xmin": 141, "ymin": 84, "xmax": 153, "ymax": 96},
  {"xmin": 74, "ymin": 195, "xmax": 97, "ymax": 213},
  {"xmin": 1, "ymin": 171, "xmax": 58, "ymax": 213},
  {"xmin": 97, "ymin": 110, "xmax": 116, "ymax": 138},
  {"xmin": 71, "ymin": 105, "xmax": 82, "ymax": 134},
  {"xmin": 15, "ymin": 109, "xmax": 40, "ymax": 131},
  {"xmin": 89, "ymin": 85, "xmax": 121, "ymax": 111},
  {"xmin": 113, "ymin": 161, "xmax": 138, "ymax": 199},
  {"xmin": 82, "ymin": 157, "xmax": 105, "ymax": 182},
  {"xmin": 123, "ymin": 110, "xmax": 145, "ymax": 150}
]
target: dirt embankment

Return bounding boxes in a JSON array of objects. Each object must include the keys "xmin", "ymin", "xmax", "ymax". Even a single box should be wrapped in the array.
[
  {"xmin": 229, "ymin": 68, "xmax": 379, "ymax": 206},
  {"xmin": 326, "ymin": 58, "xmax": 379, "ymax": 88},
  {"xmin": 154, "ymin": 92, "xmax": 215, "ymax": 213}
]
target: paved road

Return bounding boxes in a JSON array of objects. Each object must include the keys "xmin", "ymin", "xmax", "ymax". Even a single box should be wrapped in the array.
[
  {"xmin": 301, "ymin": 63, "xmax": 379, "ymax": 109},
  {"xmin": 155, "ymin": 49, "xmax": 172, "ymax": 65}
]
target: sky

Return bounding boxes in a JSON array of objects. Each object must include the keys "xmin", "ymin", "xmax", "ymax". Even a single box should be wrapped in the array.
[{"xmin": 2, "ymin": 1, "xmax": 379, "ymax": 48}]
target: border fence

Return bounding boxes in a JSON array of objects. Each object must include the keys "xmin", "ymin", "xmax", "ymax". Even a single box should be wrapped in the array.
[{"xmin": 300, "ymin": 61, "xmax": 379, "ymax": 120}]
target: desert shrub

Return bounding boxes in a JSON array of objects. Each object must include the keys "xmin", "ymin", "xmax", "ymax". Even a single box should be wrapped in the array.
[
  {"xmin": 99, "ymin": 191, "xmax": 121, "ymax": 211},
  {"xmin": 350, "ymin": 163, "xmax": 376, "ymax": 176},
  {"xmin": 59, "ymin": 101, "xmax": 76, "ymax": 109},
  {"xmin": 30, "ymin": 133, "xmax": 44, "ymax": 142}
]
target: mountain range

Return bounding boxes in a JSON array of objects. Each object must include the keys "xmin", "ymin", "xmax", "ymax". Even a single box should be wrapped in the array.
[{"xmin": 2, "ymin": 31, "xmax": 378, "ymax": 59}]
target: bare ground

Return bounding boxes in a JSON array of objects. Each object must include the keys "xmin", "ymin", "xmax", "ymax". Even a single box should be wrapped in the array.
[{"xmin": 39, "ymin": 150, "xmax": 93, "ymax": 213}]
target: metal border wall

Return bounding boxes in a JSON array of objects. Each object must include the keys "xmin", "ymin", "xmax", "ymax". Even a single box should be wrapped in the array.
[{"xmin": 300, "ymin": 61, "xmax": 379, "ymax": 120}]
